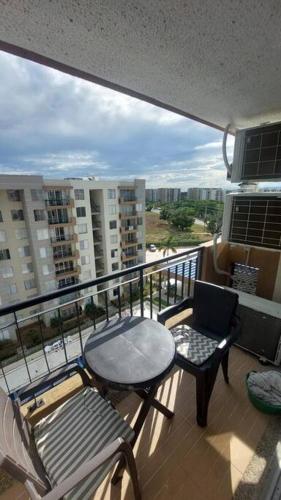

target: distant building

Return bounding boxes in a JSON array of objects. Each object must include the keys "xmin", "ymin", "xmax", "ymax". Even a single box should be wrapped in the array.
[
  {"xmin": 145, "ymin": 188, "xmax": 181, "ymax": 203},
  {"xmin": 187, "ymin": 188, "xmax": 225, "ymax": 202},
  {"xmin": 145, "ymin": 189, "xmax": 158, "ymax": 202}
]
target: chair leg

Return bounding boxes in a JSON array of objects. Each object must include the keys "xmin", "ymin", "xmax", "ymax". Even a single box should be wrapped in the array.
[
  {"xmin": 196, "ymin": 363, "xmax": 220, "ymax": 427},
  {"xmin": 221, "ymin": 350, "xmax": 229, "ymax": 384},
  {"xmin": 120, "ymin": 444, "xmax": 142, "ymax": 500}
]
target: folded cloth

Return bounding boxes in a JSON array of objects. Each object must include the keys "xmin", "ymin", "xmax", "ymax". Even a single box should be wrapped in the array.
[{"xmin": 247, "ymin": 371, "xmax": 281, "ymax": 406}]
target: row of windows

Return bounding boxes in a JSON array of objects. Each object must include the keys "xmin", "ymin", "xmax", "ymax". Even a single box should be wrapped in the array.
[
  {"xmin": 0, "ymin": 278, "xmax": 36, "ymax": 295},
  {"xmin": 0, "ymin": 262, "xmax": 34, "ymax": 278}
]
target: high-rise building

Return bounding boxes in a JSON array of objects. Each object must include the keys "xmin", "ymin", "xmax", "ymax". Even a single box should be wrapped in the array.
[
  {"xmin": 187, "ymin": 187, "xmax": 225, "ymax": 202},
  {"xmin": 145, "ymin": 188, "xmax": 181, "ymax": 203},
  {"xmin": 0, "ymin": 175, "xmax": 145, "ymax": 339}
]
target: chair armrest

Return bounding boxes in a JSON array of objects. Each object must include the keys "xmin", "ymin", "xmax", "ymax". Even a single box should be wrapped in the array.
[
  {"xmin": 157, "ymin": 297, "xmax": 193, "ymax": 325},
  {"xmin": 26, "ymin": 438, "xmax": 133, "ymax": 500},
  {"xmin": 215, "ymin": 315, "xmax": 241, "ymax": 353}
]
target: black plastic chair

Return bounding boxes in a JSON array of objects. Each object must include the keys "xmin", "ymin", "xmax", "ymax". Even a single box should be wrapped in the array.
[{"xmin": 158, "ymin": 280, "xmax": 240, "ymax": 427}]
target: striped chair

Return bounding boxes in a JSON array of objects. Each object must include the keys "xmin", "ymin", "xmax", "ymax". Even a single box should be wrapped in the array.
[{"xmin": 0, "ymin": 385, "xmax": 141, "ymax": 499}]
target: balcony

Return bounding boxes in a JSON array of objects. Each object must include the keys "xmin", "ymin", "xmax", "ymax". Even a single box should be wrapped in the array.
[
  {"xmin": 122, "ymin": 252, "xmax": 138, "ymax": 262},
  {"xmin": 91, "ymin": 203, "xmax": 101, "ymax": 214},
  {"xmin": 46, "ymin": 197, "xmax": 74, "ymax": 208},
  {"xmin": 121, "ymin": 238, "xmax": 138, "ymax": 248},
  {"xmin": 55, "ymin": 266, "xmax": 80, "ymax": 278},
  {"xmin": 119, "ymin": 196, "xmax": 137, "ymax": 204},
  {"xmin": 50, "ymin": 234, "xmax": 77, "ymax": 245},
  {"xmin": 53, "ymin": 249, "xmax": 79, "ymax": 262},
  {"xmin": 0, "ymin": 244, "xmax": 278, "ymax": 498},
  {"xmin": 120, "ymin": 212, "xmax": 137, "ymax": 219},
  {"xmin": 121, "ymin": 225, "xmax": 137, "ymax": 233},
  {"xmin": 48, "ymin": 216, "xmax": 76, "ymax": 227}
]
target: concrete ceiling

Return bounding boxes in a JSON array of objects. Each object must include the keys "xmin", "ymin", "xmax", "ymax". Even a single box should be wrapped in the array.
[{"xmin": 1, "ymin": 0, "xmax": 281, "ymax": 132}]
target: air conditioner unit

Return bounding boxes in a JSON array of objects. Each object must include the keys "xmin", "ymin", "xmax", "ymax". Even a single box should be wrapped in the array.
[
  {"xmin": 231, "ymin": 122, "xmax": 281, "ymax": 183},
  {"xmin": 222, "ymin": 192, "xmax": 281, "ymax": 250}
]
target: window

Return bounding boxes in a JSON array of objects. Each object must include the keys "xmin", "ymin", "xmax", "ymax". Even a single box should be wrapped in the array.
[
  {"xmin": 137, "ymin": 244, "xmax": 143, "ymax": 250},
  {"xmin": 111, "ymin": 249, "xmax": 118, "ymax": 258},
  {"xmin": 76, "ymin": 206, "xmax": 86, "ymax": 217},
  {"xmin": 0, "ymin": 210, "xmax": 3, "ymax": 223},
  {"xmin": 0, "ymin": 266, "xmax": 14, "ymax": 278},
  {"xmin": 80, "ymin": 239, "xmax": 89, "ymax": 250},
  {"xmin": 34, "ymin": 209, "xmax": 46, "ymax": 221},
  {"xmin": 15, "ymin": 228, "xmax": 28, "ymax": 240},
  {"xmin": 81, "ymin": 255, "xmax": 90, "ymax": 265},
  {"xmin": 31, "ymin": 189, "xmax": 43, "ymax": 201},
  {"xmin": 8, "ymin": 284, "xmax": 17, "ymax": 295},
  {"xmin": 37, "ymin": 228, "xmax": 49, "ymax": 241},
  {"xmin": 108, "ymin": 189, "xmax": 116, "ymax": 200},
  {"xmin": 0, "ymin": 249, "xmax": 10, "ymax": 261},
  {"xmin": 42, "ymin": 264, "xmax": 53, "ymax": 276},
  {"xmin": 109, "ymin": 205, "xmax": 117, "ymax": 215},
  {"xmin": 109, "ymin": 220, "xmax": 117, "ymax": 230},
  {"xmin": 7, "ymin": 190, "xmax": 21, "ymax": 201},
  {"xmin": 137, "ymin": 217, "xmax": 143, "ymax": 226},
  {"xmin": 78, "ymin": 223, "xmax": 87, "ymax": 234},
  {"xmin": 18, "ymin": 246, "xmax": 30, "ymax": 257},
  {"xmin": 24, "ymin": 279, "xmax": 35, "ymax": 290},
  {"xmin": 1, "ymin": 283, "xmax": 17, "ymax": 295},
  {"xmin": 22, "ymin": 262, "xmax": 33, "ymax": 274},
  {"xmin": 74, "ymin": 189, "xmax": 84, "ymax": 200},
  {"xmin": 0, "ymin": 230, "xmax": 6, "ymax": 242},
  {"xmin": 11, "ymin": 209, "xmax": 24, "ymax": 221},
  {"xmin": 112, "ymin": 263, "xmax": 119, "ymax": 272},
  {"xmin": 110, "ymin": 234, "xmax": 118, "ymax": 244}
]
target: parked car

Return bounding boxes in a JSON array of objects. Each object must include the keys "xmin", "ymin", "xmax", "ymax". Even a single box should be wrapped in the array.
[
  {"xmin": 52, "ymin": 340, "xmax": 63, "ymax": 351},
  {"xmin": 44, "ymin": 345, "xmax": 52, "ymax": 353},
  {"xmin": 149, "ymin": 244, "xmax": 157, "ymax": 252}
]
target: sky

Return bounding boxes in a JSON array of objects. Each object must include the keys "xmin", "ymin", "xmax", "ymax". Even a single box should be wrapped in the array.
[{"xmin": 0, "ymin": 50, "xmax": 235, "ymax": 189}]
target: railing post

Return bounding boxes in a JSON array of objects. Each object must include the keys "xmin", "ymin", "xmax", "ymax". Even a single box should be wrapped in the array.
[{"xmin": 139, "ymin": 269, "xmax": 144, "ymax": 317}]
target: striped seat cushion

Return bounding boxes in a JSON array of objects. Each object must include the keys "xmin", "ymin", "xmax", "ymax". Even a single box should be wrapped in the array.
[
  {"xmin": 171, "ymin": 324, "xmax": 219, "ymax": 365},
  {"xmin": 34, "ymin": 387, "xmax": 134, "ymax": 500}
]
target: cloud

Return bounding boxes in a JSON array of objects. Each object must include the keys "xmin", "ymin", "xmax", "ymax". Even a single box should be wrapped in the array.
[{"xmin": 0, "ymin": 50, "xmax": 234, "ymax": 188}]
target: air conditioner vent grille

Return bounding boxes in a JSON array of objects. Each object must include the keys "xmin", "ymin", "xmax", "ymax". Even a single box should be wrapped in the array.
[
  {"xmin": 229, "ymin": 195, "xmax": 281, "ymax": 249},
  {"xmin": 242, "ymin": 123, "xmax": 281, "ymax": 180}
]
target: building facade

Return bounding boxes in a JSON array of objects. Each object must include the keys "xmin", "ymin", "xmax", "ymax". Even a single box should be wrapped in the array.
[
  {"xmin": 187, "ymin": 187, "xmax": 225, "ymax": 202},
  {"xmin": 145, "ymin": 188, "xmax": 181, "ymax": 203},
  {"xmin": 0, "ymin": 175, "xmax": 145, "ymax": 339}
]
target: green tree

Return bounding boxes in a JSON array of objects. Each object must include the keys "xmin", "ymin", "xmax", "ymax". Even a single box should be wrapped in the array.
[
  {"xmin": 169, "ymin": 208, "xmax": 194, "ymax": 232},
  {"xmin": 158, "ymin": 236, "xmax": 177, "ymax": 257}
]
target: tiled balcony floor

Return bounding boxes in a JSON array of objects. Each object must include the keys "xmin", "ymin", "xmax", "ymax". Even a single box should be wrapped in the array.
[{"xmin": 2, "ymin": 345, "xmax": 272, "ymax": 500}]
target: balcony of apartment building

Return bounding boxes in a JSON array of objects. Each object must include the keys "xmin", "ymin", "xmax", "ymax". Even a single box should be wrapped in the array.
[
  {"xmin": 119, "ymin": 189, "xmax": 137, "ymax": 204},
  {"xmin": 1, "ymin": 3, "xmax": 281, "ymax": 500},
  {"xmin": 121, "ymin": 236, "xmax": 138, "ymax": 248},
  {"xmin": 52, "ymin": 246, "xmax": 79, "ymax": 262},
  {"xmin": 94, "ymin": 248, "xmax": 104, "ymax": 259},
  {"xmin": 50, "ymin": 233, "xmax": 77, "ymax": 245},
  {"xmin": 47, "ymin": 208, "xmax": 76, "ymax": 227},
  {"xmin": 91, "ymin": 203, "xmax": 101, "ymax": 215},
  {"xmin": 45, "ymin": 195, "xmax": 74, "ymax": 208},
  {"xmin": 92, "ymin": 216, "xmax": 102, "ymax": 230}
]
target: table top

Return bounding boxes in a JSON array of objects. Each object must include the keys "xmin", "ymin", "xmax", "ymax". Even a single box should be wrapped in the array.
[{"xmin": 84, "ymin": 316, "xmax": 175, "ymax": 390}]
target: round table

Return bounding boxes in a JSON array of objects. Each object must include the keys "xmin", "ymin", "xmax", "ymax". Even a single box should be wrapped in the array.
[
  {"xmin": 84, "ymin": 316, "xmax": 175, "ymax": 482},
  {"xmin": 84, "ymin": 316, "xmax": 176, "ymax": 391}
]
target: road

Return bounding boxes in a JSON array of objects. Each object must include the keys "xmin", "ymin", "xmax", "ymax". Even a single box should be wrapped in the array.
[{"xmin": 0, "ymin": 302, "xmax": 159, "ymax": 393}]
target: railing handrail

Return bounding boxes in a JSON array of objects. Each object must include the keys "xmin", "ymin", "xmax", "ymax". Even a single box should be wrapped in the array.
[{"xmin": 0, "ymin": 246, "xmax": 202, "ymax": 317}]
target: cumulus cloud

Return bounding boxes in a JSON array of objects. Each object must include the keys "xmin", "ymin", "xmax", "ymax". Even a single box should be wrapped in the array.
[{"xmin": 0, "ymin": 51, "xmax": 232, "ymax": 188}]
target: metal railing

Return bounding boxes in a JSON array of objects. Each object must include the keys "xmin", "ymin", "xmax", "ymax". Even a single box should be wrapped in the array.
[{"xmin": 0, "ymin": 246, "xmax": 203, "ymax": 395}]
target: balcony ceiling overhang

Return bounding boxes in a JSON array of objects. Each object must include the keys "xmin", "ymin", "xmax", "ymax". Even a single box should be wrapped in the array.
[{"xmin": 1, "ymin": 1, "xmax": 281, "ymax": 132}]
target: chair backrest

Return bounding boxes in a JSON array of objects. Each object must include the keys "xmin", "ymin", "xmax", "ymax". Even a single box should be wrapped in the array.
[
  {"xmin": 0, "ymin": 388, "xmax": 48, "ymax": 495},
  {"xmin": 192, "ymin": 280, "xmax": 238, "ymax": 338}
]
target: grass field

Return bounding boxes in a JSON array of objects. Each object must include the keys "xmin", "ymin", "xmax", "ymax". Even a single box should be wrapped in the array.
[{"xmin": 145, "ymin": 211, "xmax": 212, "ymax": 246}]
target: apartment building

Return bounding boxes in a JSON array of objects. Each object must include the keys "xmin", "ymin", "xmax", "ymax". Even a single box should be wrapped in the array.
[
  {"xmin": 0, "ymin": 175, "xmax": 145, "ymax": 339},
  {"xmin": 187, "ymin": 187, "xmax": 225, "ymax": 202},
  {"xmin": 145, "ymin": 188, "xmax": 181, "ymax": 203}
]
